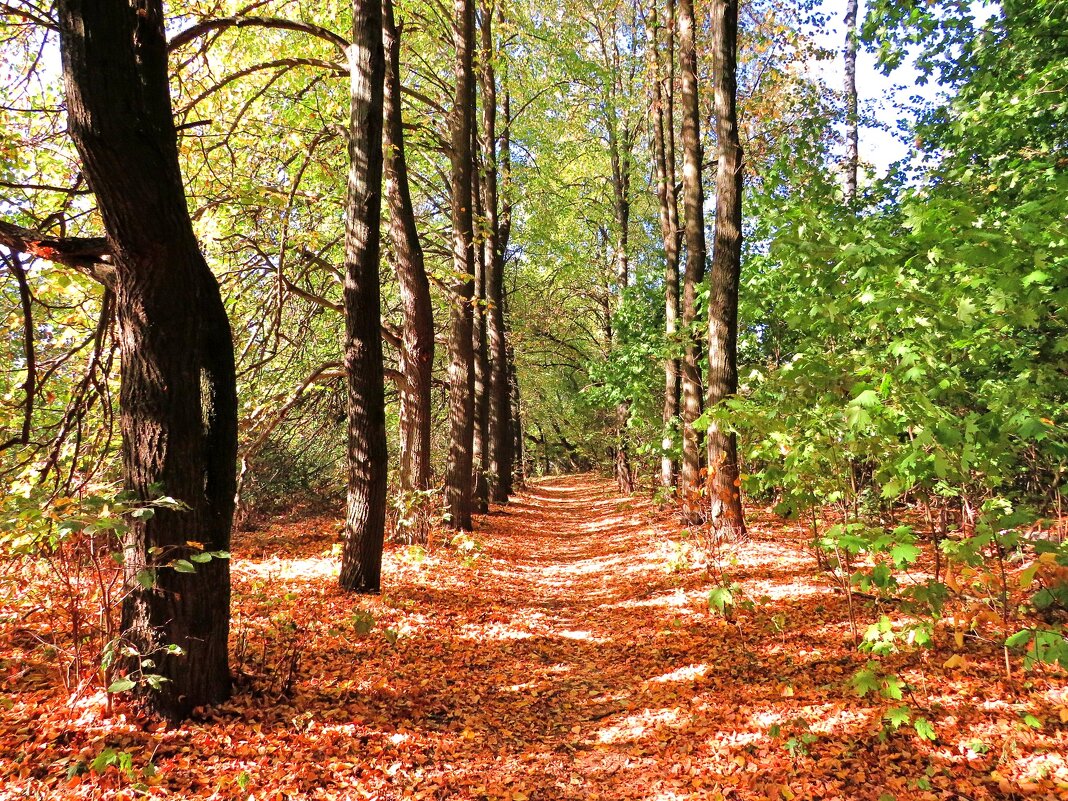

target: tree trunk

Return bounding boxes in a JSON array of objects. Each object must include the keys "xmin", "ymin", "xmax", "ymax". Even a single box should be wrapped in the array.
[
  {"xmin": 479, "ymin": 0, "xmax": 512, "ymax": 504},
  {"xmin": 57, "ymin": 0, "xmax": 237, "ymax": 722},
  {"xmin": 445, "ymin": 0, "xmax": 477, "ymax": 531},
  {"xmin": 339, "ymin": 0, "xmax": 388, "ymax": 591},
  {"xmin": 472, "ymin": 135, "xmax": 491, "ymax": 513},
  {"xmin": 498, "ymin": 36, "xmax": 516, "ymax": 496},
  {"xmin": 677, "ymin": 0, "xmax": 705, "ymax": 510},
  {"xmin": 843, "ymin": 0, "xmax": 859, "ymax": 204},
  {"xmin": 383, "ymin": 0, "xmax": 434, "ymax": 500},
  {"xmin": 707, "ymin": 0, "xmax": 746, "ymax": 540},
  {"xmin": 508, "ymin": 342, "xmax": 524, "ymax": 488},
  {"xmin": 651, "ymin": 0, "xmax": 681, "ymax": 491},
  {"xmin": 607, "ymin": 102, "xmax": 634, "ymax": 495}
]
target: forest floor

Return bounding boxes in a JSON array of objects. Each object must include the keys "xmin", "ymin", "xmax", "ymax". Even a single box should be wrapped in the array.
[{"xmin": 3, "ymin": 475, "xmax": 1068, "ymax": 800}]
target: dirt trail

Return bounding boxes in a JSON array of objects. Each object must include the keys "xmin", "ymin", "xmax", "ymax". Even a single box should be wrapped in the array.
[{"xmin": 6, "ymin": 474, "xmax": 1066, "ymax": 800}]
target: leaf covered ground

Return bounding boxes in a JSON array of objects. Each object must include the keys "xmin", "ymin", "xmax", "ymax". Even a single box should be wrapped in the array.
[{"xmin": 3, "ymin": 475, "xmax": 1068, "ymax": 800}]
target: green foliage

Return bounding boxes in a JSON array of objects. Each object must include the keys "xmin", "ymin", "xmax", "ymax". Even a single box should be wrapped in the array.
[
  {"xmin": 389, "ymin": 488, "xmax": 443, "ymax": 546},
  {"xmin": 769, "ymin": 717, "xmax": 818, "ymax": 760},
  {"xmin": 0, "ymin": 485, "xmax": 210, "ymax": 696},
  {"xmin": 738, "ymin": 0, "xmax": 1068, "ymax": 539},
  {"xmin": 707, "ymin": 584, "xmax": 737, "ymax": 617},
  {"xmin": 450, "ymin": 532, "xmax": 484, "ymax": 568},
  {"xmin": 1006, "ymin": 627, "xmax": 1068, "ymax": 671},
  {"xmin": 852, "ymin": 661, "xmax": 904, "ymax": 701},
  {"xmin": 350, "ymin": 609, "xmax": 376, "ymax": 636}
]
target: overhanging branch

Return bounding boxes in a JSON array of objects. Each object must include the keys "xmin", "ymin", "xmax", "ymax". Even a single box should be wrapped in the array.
[
  {"xmin": 0, "ymin": 219, "xmax": 115, "ymax": 287},
  {"xmin": 168, "ymin": 16, "xmax": 349, "ymax": 58}
]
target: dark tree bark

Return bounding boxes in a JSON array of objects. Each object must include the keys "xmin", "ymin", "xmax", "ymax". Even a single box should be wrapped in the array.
[
  {"xmin": 445, "ymin": 0, "xmax": 477, "ymax": 531},
  {"xmin": 57, "ymin": 0, "xmax": 237, "ymax": 722},
  {"xmin": 383, "ymin": 0, "xmax": 434, "ymax": 500},
  {"xmin": 472, "ymin": 134, "xmax": 491, "ymax": 513},
  {"xmin": 508, "ymin": 342, "xmax": 524, "ymax": 487},
  {"xmin": 677, "ymin": 0, "xmax": 705, "ymax": 508},
  {"xmin": 479, "ymin": 0, "xmax": 512, "ymax": 504},
  {"xmin": 610, "ymin": 149, "xmax": 632, "ymax": 495},
  {"xmin": 706, "ymin": 0, "xmax": 746, "ymax": 540},
  {"xmin": 497, "ymin": 34, "xmax": 516, "ymax": 497},
  {"xmin": 605, "ymin": 61, "xmax": 634, "ymax": 496},
  {"xmin": 339, "ymin": 0, "xmax": 388, "ymax": 591},
  {"xmin": 843, "ymin": 0, "xmax": 859, "ymax": 204},
  {"xmin": 651, "ymin": 0, "xmax": 681, "ymax": 491}
]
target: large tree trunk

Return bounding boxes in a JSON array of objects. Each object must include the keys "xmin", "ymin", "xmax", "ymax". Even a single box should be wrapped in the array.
[
  {"xmin": 843, "ymin": 0, "xmax": 859, "ymax": 204},
  {"xmin": 445, "ymin": 0, "xmax": 477, "ymax": 531},
  {"xmin": 339, "ymin": 0, "xmax": 388, "ymax": 591},
  {"xmin": 383, "ymin": 0, "xmax": 434, "ymax": 500},
  {"xmin": 651, "ymin": 0, "xmax": 681, "ymax": 491},
  {"xmin": 706, "ymin": 0, "xmax": 746, "ymax": 540},
  {"xmin": 479, "ymin": 0, "xmax": 512, "ymax": 504},
  {"xmin": 677, "ymin": 0, "xmax": 706, "ymax": 510},
  {"xmin": 57, "ymin": 0, "xmax": 237, "ymax": 722}
]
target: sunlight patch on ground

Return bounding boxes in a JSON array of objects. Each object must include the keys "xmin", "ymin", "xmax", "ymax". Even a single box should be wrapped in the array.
[
  {"xmin": 500, "ymin": 680, "xmax": 540, "ymax": 692},
  {"xmin": 749, "ymin": 708, "xmax": 784, "ymax": 729},
  {"xmin": 742, "ymin": 703, "xmax": 870, "ymax": 739},
  {"xmin": 704, "ymin": 729, "xmax": 765, "ymax": 748},
  {"xmin": 723, "ymin": 543, "xmax": 812, "ymax": 570},
  {"xmin": 579, "ymin": 514, "xmax": 642, "ymax": 533},
  {"xmin": 531, "ymin": 553, "xmax": 637, "ymax": 577},
  {"xmin": 604, "ymin": 587, "xmax": 706, "ymax": 612},
  {"xmin": 456, "ymin": 623, "xmax": 533, "ymax": 641},
  {"xmin": 1014, "ymin": 752, "xmax": 1068, "ymax": 786},
  {"xmin": 595, "ymin": 707, "xmax": 682, "ymax": 744},
  {"xmin": 234, "ymin": 556, "xmax": 337, "ymax": 582},
  {"xmin": 806, "ymin": 704, "xmax": 872, "ymax": 735},
  {"xmin": 649, "ymin": 663, "xmax": 709, "ymax": 683},
  {"xmin": 744, "ymin": 578, "xmax": 832, "ymax": 601},
  {"xmin": 555, "ymin": 629, "xmax": 601, "ymax": 641},
  {"xmin": 317, "ymin": 722, "xmax": 361, "ymax": 738},
  {"xmin": 1044, "ymin": 684, "xmax": 1068, "ymax": 708},
  {"xmin": 67, "ymin": 690, "xmax": 110, "ymax": 726}
]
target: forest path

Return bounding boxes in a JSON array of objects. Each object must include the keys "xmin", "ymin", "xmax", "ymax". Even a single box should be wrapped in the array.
[
  {"xmin": 221, "ymin": 472, "xmax": 862, "ymax": 800},
  {"xmin": 15, "ymin": 475, "xmax": 1058, "ymax": 800},
  {"xmin": 281, "ymin": 473, "xmax": 868, "ymax": 801}
]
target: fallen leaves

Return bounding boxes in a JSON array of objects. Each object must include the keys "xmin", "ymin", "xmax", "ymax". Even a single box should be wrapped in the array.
[{"xmin": 1, "ymin": 476, "xmax": 1067, "ymax": 799}]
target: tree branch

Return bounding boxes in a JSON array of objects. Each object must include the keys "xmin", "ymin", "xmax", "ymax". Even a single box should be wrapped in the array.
[
  {"xmin": 168, "ymin": 16, "xmax": 349, "ymax": 57},
  {"xmin": 0, "ymin": 252, "xmax": 35, "ymax": 452},
  {"xmin": 0, "ymin": 219, "xmax": 115, "ymax": 287}
]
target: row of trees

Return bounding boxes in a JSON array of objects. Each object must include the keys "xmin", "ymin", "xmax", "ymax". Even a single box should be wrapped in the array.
[
  {"xmin": 2, "ymin": 0, "xmax": 844, "ymax": 720},
  {"xmin": 7, "ymin": 0, "xmax": 1062, "ymax": 725},
  {"xmin": 1, "ymin": 0, "xmax": 527, "ymax": 721}
]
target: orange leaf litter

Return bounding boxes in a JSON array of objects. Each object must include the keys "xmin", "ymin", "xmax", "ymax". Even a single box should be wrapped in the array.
[{"xmin": 2, "ymin": 476, "xmax": 1067, "ymax": 800}]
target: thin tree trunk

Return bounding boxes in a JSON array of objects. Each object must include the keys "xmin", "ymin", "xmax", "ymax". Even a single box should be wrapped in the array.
[
  {"xmin": 57, "ymin": 0, "xmax": 237, "ymax": 722},
  {"xmin": 707, "ymin": 0, "xmax": 746, "ymax": 540},
  {"xmin": 677, "ymin": 0, "xmax": 705, "ymax": 509},
  {"xmin": 508, "ymin": 342, "xmax": 524, "ymax": 487},
  {"xmin": 472, "ymin": 133, "xmax": 491, "ymax": 513},
  {"xmin": 480, "ymin": 0, "xmax": 511, "ymax": 503},
  {"xmin": 651, "ymin": 0, "xmax": 681, "ymax": 491},
  {"xmin": 843, "ymin": 0, "xmax": 859, "ymax": 204},
  {"xmin": 498, "ymin": 33, "xmax": 516, "ymax": 496},
  {"xmin": 607, "ymin": 104, "xmax": 634, "ymax": 495},
  {"xmin": 339, "ymin": 0, "xmax": 388, "ymax": 590},
  {"xmin": 383, "ymin": 0, "xmax": 434, "ymax": 501},
  {"xmin": 445, "ymin": 0, "xmax": 477, "ymax": 531}
]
